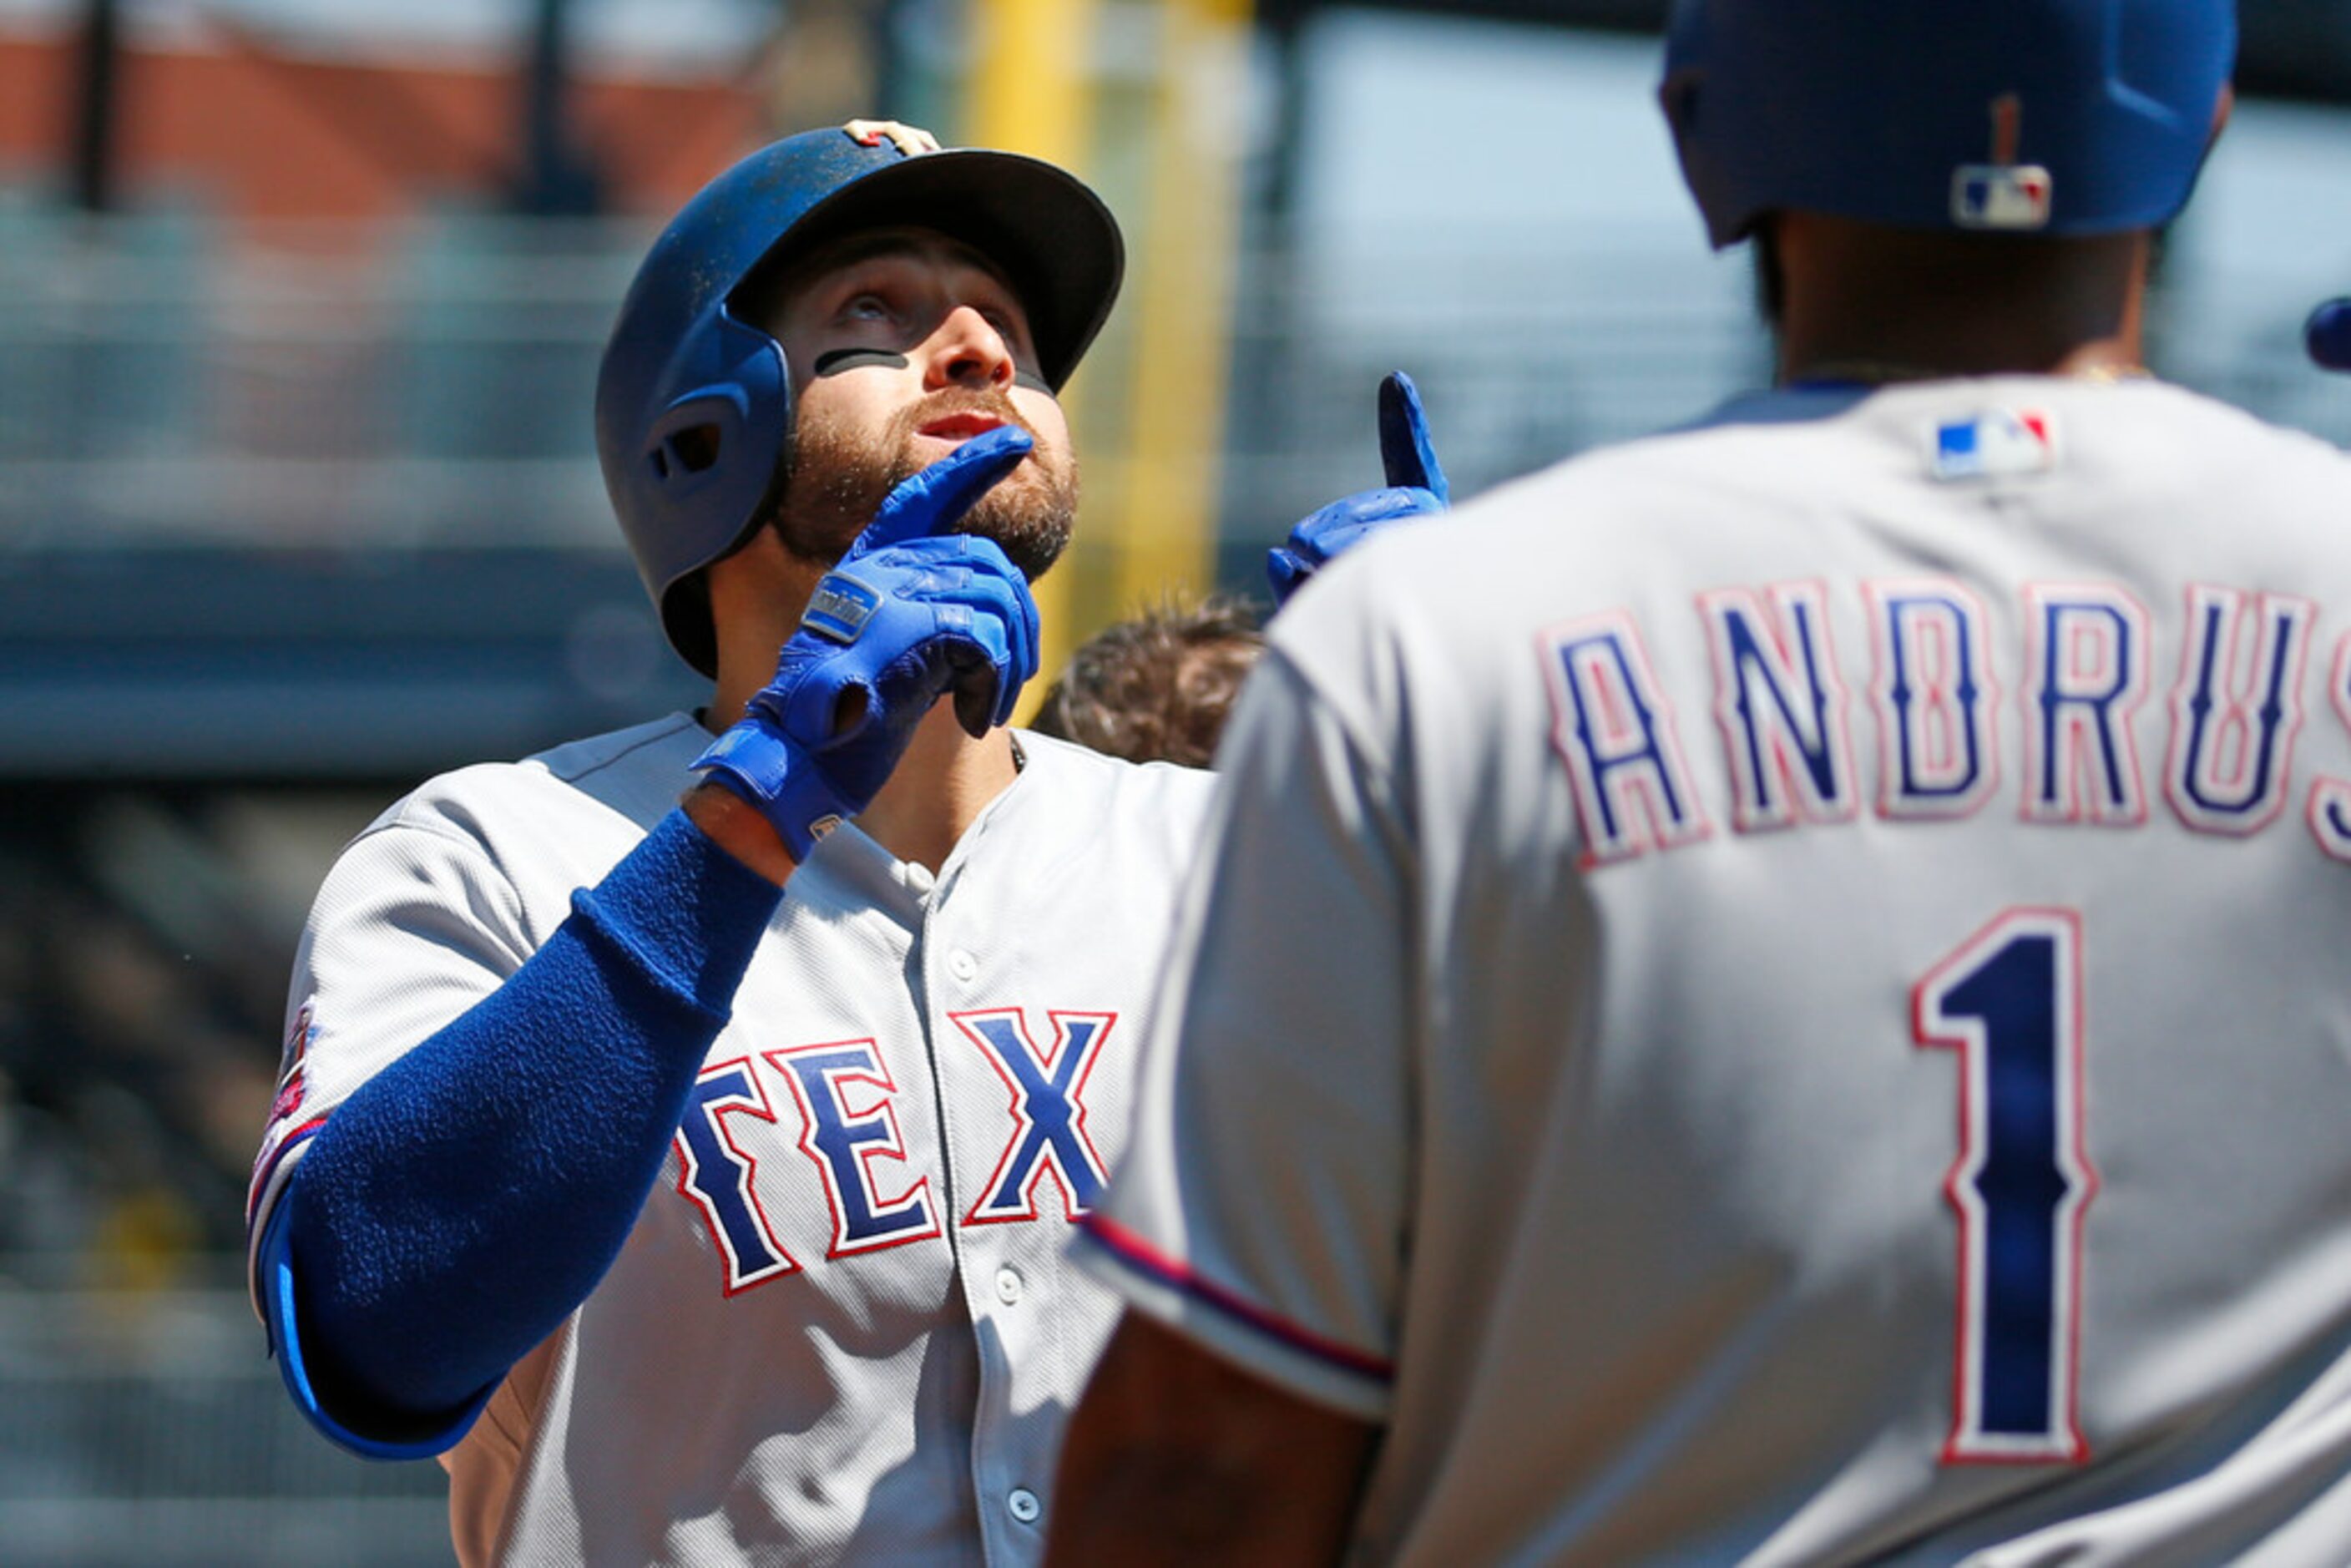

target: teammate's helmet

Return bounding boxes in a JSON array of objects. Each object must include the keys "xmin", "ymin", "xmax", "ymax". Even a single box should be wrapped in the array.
[
  {"xmin": 596, "ymin": 129, "xmax": 1124, "ymax": 675},
  {"xmin": 1661, "ymin": 0, "xmax": 2237, "ymax": 247}
]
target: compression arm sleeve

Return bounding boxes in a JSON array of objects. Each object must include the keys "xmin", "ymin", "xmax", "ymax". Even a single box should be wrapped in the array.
[{"xmin": 255, "ymin": 808, "xmax": 783, "ymax": 1456}]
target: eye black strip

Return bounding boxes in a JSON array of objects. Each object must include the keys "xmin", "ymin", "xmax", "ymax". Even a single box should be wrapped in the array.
[{"xmin": 813, "ymin": 348, "xmax": 911, "ymax": 377}]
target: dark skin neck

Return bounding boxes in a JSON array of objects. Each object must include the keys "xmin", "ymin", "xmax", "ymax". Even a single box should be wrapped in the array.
[{"xmin": 1771, "ymin": 211, "xmax": 2151, "ymax": 387}]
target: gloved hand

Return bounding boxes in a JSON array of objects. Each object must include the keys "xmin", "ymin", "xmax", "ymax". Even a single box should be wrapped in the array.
[
  {"xmin": 1267, "ymin": 371, "xmax": 1449, "ymax": 609},
  {"xmin": 694, "ymin": 425, "xmax": 1043, "ymax": 860}
]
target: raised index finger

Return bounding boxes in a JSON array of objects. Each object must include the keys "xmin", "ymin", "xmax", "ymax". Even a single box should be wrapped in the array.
[
  {"xmin": 849, "ymin": 425, "xmax": 1036, "ymax": 559},
  {"xmin": 1377, "ymin": 372, "xmax": 1449, "ymax": 505}
]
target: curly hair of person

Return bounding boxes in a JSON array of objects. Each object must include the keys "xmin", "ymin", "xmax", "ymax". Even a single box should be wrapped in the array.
[{"xmin": 1028, "ymin": 595, "xmax": 1266, "ymax": 768}]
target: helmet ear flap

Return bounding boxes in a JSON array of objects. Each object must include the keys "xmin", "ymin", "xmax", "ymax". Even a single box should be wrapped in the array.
[
  {"xmin": 609, "ymin": 315, "xmax": 794, "ymax": 677},
  {"xmin": 647, "ymin": 385, "xmax": 751, "ymax": 488}
]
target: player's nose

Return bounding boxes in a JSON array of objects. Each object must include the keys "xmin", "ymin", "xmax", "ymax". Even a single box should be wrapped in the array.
[{"xmin": 923, "ymin": 305, "xmax": 1017, "ymax": 392}]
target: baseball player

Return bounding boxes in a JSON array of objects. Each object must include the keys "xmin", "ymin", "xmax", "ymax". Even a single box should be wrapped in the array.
[
  {"xmin": 240, "ymin": 119, "xmax": 1418, "ymax": 1566},
  {"xmin": 1050, "ymin": 3, "xmax": 2351, "ymax": 1564}
]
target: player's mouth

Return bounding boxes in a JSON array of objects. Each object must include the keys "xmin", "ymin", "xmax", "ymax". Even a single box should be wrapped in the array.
[{"xmin": 918, "ymin": 412, "xmax": 1009, "ymax": 443}]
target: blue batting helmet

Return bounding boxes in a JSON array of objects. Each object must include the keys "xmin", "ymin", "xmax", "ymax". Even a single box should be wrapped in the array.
[
  {"xmin": 595, "ymin": 128, "xmax": 1124, "ymax": 676},
  {"xmin": 1660, "ymin": 0, "xmax": 2237, "ymax": 247}
]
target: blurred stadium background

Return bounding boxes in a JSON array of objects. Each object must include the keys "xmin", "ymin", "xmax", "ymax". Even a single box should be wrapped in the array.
[{"xmin": 2, "ymin": 0, "xmax": 2349, "ymax": 1560}]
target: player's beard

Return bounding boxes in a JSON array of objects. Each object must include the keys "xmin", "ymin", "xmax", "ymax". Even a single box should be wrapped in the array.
[{"xmin": 771, "ymin": 388, "xmax": 1079, "ymax": 582}]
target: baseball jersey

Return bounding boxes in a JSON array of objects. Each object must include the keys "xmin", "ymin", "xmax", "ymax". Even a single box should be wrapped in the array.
[
  {"xmin": 247, "ymin": 713, "xmax": 1211, "ymax": 1566},
  {"xmin": 1085, "ymin": 377, "xmax": 2351, "ymax": 1565}
]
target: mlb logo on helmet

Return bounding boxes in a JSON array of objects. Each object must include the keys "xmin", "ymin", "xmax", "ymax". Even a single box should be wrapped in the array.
[
  {"xmin": 1952, "ymin": 90, "xmax": 2051, "ymax": 230},
  {"xmin": 1952, "ymin": 164, "xmax": 2053, "ymax": 229},
  {"xmin": 1929, "ymin": 409, "xmax": 2058, "ymax": 482}
]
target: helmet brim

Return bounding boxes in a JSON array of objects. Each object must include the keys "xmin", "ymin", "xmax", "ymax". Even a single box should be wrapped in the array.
[{"xmin": 735, "ymin": 147, "xmax": 1125, "ymax": 393}]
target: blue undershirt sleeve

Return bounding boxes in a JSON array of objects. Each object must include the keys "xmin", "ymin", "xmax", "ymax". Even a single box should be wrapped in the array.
[{"xmin": 257, "ymin": 807, "xmax": 783, "ymax": 1457}]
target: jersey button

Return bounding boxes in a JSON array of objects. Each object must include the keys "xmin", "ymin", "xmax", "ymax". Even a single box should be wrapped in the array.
[
  {"xmin": 948, "ymin": 949, "xmax": 978, "ymax": 983},
  {"xmin": 1008, "ymin": 1488, "xmax": 1041, "ymax": 1525},
  {"xmin": 994, "ymin": 1266, "xmax": 1024, "ymax": 1305}
]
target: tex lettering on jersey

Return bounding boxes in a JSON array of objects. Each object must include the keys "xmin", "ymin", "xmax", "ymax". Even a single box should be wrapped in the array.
[
  {"xmin": 675, "ymin": 1057, "xmax": 803, "ymax": 1294},
  {"xmin": 1698, "ymin": 580, "xmax": 1857, "ymax": 832},
  {"xmin": 953, "ymin": 1009, "xmax": 1117, "ymax": 1224},
  {"xmin": 1541, "ymin": 609, "xmax": 1711, "ymax": 866},
  {"xmin": 2021, "ymin": 584, "xmax": 2151, "ymax": 826},
  {"xmin": 2164, "ymin": 584, "xmax": 2313, "ymax": 837},
  {"xmin": 2307, "ymin": 634, "xmax": 2351, "ymax": 862},
  {"xmin": 1866, "ymin": 579, "xmax": 2001, "ymax": 821},
  {"xmin": 671, "ymin": 1009, "xmax": 1116, "ymax": 1293},
  {"xmin": 770, "ymin": 1039, "xmax": 940, "ymax": 1259}
]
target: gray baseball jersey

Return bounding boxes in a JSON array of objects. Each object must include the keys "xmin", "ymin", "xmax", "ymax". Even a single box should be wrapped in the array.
[
  {"xmin": 247, "ymin": 714, "xmax": 1211, "ymax": 1566},
  {"xmin": 1085, "ymin": 377, "xmax": 2351, "ymax": 1565}
]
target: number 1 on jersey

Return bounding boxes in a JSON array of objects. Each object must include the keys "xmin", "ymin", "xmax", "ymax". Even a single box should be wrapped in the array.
[{"xmin": 1914, "ymin": 908, "xmax": 2096, "ymax": 1464}]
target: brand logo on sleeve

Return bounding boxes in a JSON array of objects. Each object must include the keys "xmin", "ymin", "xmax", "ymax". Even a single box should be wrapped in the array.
[
  {"xmin": 270, "ymin": 1001, "xmax": 314, "ymax": 1124},
  {"xmin": 248, "ymin": 1001, "xmax": 325, "ymax": 1228}
]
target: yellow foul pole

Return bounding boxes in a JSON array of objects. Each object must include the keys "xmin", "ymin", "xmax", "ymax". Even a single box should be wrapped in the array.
[
  {"xmin": 1111, "ymin": 0, "xmax": 1252, "ymax": 626},
  {"xmin": 966, "ymin": 0, "xmax": 1103, "ymax": 719}
]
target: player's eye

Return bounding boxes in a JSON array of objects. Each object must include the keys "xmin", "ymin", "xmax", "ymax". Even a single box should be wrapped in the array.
[
  {"xmin": 978, "ymin": 307, "xmax": 1034, "ymax": 357},
  {"xmin": 841, "ymin": 292, "xmax": 893, "ymax": 323}
]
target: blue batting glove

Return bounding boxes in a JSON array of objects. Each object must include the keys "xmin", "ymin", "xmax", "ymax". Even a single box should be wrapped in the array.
[
  {"xmin": 1268, "ymin": 372, "xmax": 1449, "ymax": 608},
  {"xmin": 694, "ymin": 426, "xmax": 1043, "ymax": 858}
]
